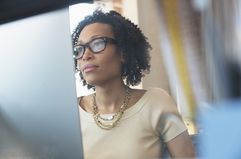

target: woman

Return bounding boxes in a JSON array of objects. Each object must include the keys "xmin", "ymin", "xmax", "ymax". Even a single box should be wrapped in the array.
[{"xmin": 72, "ymin": 9, "xmax": 195, "ymax": 159}]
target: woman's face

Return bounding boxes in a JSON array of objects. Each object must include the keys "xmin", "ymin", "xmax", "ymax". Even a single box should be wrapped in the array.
[{"xmin": 77, "ymin": 23, "xmax": 123, "ymax": 86}]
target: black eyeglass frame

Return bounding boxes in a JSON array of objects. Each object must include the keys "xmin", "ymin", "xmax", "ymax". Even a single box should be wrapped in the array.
[{"xmin": 73, "ymin": 37, "xmax": 117, "ymax": 60}]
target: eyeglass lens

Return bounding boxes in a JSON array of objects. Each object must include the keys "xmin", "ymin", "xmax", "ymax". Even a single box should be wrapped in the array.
[{"xmin": 74, "ymin": 38, "xmax": 106, "ymax": 59}]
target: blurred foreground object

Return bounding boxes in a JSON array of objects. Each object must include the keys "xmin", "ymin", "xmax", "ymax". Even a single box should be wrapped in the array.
[
  {"xmin": 198, "ymin": 99, "xmax": 241, "ymax": 159},
  {"xmin": 201, "ymin": 0, "xmax": 241, "ymax": 101},
  {"xmin": 0, "ymin": 0, "xmax": 93, "ymax": 24},
  {"xmin": 197, "ymin": 0, "xmax": 241, "ymax": 158}
]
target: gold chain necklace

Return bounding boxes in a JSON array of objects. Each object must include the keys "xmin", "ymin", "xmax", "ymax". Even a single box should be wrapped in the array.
[{"xmin": 92, "ymin": 86, "xmax": 131, "ymax": 130}]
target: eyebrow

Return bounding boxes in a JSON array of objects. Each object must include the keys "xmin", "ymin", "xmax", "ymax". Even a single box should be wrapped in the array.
[{"xmin": 76, "ymin": 35, "xmax": 104, "ymax": 45}]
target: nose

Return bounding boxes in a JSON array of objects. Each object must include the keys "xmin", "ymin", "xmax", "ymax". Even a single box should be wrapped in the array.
[{"xmin": 81, "ymin": 47, "xmax": 93, "ymax": 61}]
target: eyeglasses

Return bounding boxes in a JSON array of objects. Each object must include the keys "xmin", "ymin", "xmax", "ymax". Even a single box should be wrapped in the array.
[{"xmin": 73, "ymin": 37, "xmax": 117, "ymax": 60}]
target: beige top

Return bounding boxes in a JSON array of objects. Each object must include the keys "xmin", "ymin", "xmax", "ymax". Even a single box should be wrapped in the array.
[{"xmin": 79, "ymin": 88, "xmax": 187, "ymax": 159}]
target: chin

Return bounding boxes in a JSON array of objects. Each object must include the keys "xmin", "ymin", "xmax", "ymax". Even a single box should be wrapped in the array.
[{"xmin": 85, "ymin": 78, "xmax": 99, "ymax": 86}]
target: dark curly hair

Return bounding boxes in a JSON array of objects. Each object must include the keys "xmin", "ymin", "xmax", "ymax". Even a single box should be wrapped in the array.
[{"xmin": 72, "ymin": 9, "xmax": 151, "ymax": 89}]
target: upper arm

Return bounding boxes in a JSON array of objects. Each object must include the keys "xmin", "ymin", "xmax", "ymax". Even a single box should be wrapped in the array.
[
  {"xmin": 166, "ymin": 130, "xmax": 196, "ymax": 159},
  {"xmin": 148, "ymin": 88, "xmax": 195, "ymax": 158}
]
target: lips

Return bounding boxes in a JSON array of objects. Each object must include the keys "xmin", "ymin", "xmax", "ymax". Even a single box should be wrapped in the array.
[{"xmin": 82, "ymin": 64, "xmax": 98, "ymax": 73}]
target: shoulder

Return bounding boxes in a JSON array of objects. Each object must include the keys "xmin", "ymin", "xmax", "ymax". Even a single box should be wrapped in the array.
[
  {"xmin": 147, "ymin": 87, "xmax": 171, "ymax": 97},
  {"xmin": 144, "ymin": 88, "xmax": 187, "ymax": 140},
  {"xmin": 143, "ymin": 87, "xmax": 179, "ymax": 113},
  {"xmin": 128, "ymin": 87, "xmax": 174, "ymax": 107},
  {"xmin": 146, "ymin": 87, "xmax": 174, "ymax": 104},
  {"xmin": 78, "ymin": 94, "xmax": 94, "ymax": 113}
]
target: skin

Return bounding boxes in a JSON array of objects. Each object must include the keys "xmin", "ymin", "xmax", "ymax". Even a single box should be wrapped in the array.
[
  {"xmin": 77, "ymin": 22, "xmax": 129, "ymax": 113},
  {"xmin": 167, "ymin": 131, "xmax": 196, "ymax": 158},
  {"xmin": 77, "ymin": 22, "xmax": 196, "ymax": 158}
]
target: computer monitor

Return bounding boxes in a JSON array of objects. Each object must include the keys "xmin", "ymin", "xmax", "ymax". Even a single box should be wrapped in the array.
[{"xmin": 0, "ymin": 8, "xmax": 83, "ymax": 159}]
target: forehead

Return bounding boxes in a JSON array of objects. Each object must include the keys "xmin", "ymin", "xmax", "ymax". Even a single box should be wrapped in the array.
[{"xmin": 78, "ymin": 23, "xmax": 114, "ymax": 43}]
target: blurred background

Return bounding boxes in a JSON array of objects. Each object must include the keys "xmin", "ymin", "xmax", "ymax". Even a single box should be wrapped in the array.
[
  {"xmin": 1, "ymin": 0, "xmax": 241, "ymax": 158},
  {"xmin": 70, "ymin": 0, "xmax": 241, "ymax": 158}
]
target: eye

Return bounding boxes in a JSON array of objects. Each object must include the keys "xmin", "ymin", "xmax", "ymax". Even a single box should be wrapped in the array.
[
  {"xmin": 74, "ymin": 45, "xmax": 85, "ymax": 58},
  {"xmin": 90, "ymin": 38, "xmax": 105, "ymax": 52},
  {"xmin": 76, "ymin": 46, "xmax": 84, "ymax": 53}
]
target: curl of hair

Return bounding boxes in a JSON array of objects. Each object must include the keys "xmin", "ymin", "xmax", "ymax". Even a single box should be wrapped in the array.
[{"xmin": 72, "ymin": 9, "xmax": 151, "ymax": 89}]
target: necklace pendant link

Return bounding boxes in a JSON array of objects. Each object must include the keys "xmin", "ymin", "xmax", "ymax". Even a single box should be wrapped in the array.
[{"xmin": 92, "ymin": 86, "xmax": 131, "ymax": 130}]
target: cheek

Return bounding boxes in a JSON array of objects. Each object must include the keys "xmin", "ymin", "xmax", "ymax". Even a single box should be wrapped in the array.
[
  {"xmin": 103, "ymin": 55, "xmax": 122, "ymax": 72},
  {"xmin": 77, "ymin": 60, "xmax": 82, "ymax": 70}
]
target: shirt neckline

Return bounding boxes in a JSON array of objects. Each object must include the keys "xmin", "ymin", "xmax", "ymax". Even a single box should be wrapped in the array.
[{"xmin": 79, "ymin": 88, "xmax": 153, "ymax": 121}]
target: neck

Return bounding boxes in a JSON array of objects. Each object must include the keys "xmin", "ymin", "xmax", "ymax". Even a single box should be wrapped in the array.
[{"xmin": 94, "ymin": 82, "xmax": 128, "ymax": 114}]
